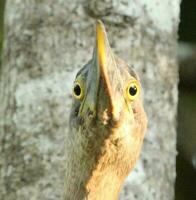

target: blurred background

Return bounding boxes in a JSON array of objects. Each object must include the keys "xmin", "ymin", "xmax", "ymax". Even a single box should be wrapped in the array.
[
  {"xmin": 0, "ymin": 0, "xmax": 195, "ymax": 199},
  {"xmin": 176, "ymin": 0, "xmax": 196, "ymax": 199}
]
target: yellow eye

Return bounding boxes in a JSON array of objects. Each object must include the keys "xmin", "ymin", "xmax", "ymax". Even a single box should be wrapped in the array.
[
  {"xmin": 126, "ymin": 81, "xmax": 140, "ymax": 100},
  {"xmin": 72, "ymin": 81, "xmax": 84, "ymax": 100}
]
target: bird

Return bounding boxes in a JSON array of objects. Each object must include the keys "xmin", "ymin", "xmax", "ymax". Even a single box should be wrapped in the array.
[{"xmin": 64, "ymin": 20, "xmax": 147, "ymax": 200}]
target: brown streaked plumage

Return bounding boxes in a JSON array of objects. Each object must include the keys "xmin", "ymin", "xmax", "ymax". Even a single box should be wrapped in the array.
[{"xmin": 64, "ymin": 20, "xmax": 147, "ymax": 200}]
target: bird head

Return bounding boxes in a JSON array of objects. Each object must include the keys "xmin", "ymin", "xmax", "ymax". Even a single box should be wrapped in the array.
[
  {"xmin": 69, "ymin": 20, "xmax": 147, "ymax": 176},
  {"xmin": 70, "ymin": 20, "xmax": 146, "ymax": 133}
]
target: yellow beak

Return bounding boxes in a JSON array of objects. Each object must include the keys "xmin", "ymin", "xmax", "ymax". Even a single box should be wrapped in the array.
[{"xmin": 95, "ymin": 20, "xmax": 121, "ymax": 120}]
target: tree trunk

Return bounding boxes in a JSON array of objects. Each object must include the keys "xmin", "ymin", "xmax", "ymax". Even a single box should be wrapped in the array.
[{"xmin": 0, "ymin": 0, "xmax": 180, "ymax": 200}]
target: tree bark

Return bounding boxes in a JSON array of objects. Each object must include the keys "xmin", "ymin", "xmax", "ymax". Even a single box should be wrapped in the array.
[{"xmin": 0, "ymin": 0, "xmax": 180, "ymax": 200}]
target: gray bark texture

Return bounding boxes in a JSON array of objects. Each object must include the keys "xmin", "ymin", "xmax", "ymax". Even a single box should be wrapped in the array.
[{"xmin": 0, "ymin": 0, "xmax": 180, "ymax": 200}]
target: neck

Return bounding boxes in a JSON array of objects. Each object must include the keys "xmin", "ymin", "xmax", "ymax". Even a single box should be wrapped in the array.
[
  {"xmin": 87, "ymin": 171, "xmax": 121, "ymax": 200},
  {"xmin": 64, "ymin": 118, "xmax": 140, "ymax": 200},
  {"xmin": 64, "ymin": 130, "xmax": 125, "ymax": 200},
  {"xmin": 64, "ymin": 161, "xmax": 122, "ymax": 200}
]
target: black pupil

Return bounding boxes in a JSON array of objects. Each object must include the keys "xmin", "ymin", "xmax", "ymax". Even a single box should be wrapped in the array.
[
  {"xmin": 129, "ymin": 85, "xmax": 137, "ymax": 96},
  {"xmin": 74, "ymin": 84, "xmax": 81, "ymax": 96}
]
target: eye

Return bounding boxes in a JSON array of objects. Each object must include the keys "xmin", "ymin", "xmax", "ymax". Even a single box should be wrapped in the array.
[
  {"xmin": 72, "ymin": 81, "xmax": 84, "ymax": 100},
  {"xmin": 126, "ymin": 81, "xmax": 140, "ymax": 100}
]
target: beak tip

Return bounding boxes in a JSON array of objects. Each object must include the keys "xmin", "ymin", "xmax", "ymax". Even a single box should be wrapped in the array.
[
  {"xmin": 96, "ymin": 20, "xmax": 106, "ymax": 35},
  {"xmin": 96, "ymin": 19, "xmax": 104, "ymax": 27}
]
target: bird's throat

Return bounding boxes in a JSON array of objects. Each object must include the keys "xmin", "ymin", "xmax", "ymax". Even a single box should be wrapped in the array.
[
  {"xmin": 64, "ymin": 163, "xmax": 122, "ymax": 200},
  {"xmin": 64, "ymin": 128, "xmax": 128, "ymax": 200},
  {"xmin": 85, "ymin": 168, "xmax": 122, "ymax": 200}
]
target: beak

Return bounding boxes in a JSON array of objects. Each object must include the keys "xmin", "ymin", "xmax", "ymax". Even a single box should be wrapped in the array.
[
  {"xmin": 79, "ymin": 20, "xmax": 123, "ymax": 121},
  {"xmin": 94, "ymin": 20, "xmax": 122, "ymax": 120}
]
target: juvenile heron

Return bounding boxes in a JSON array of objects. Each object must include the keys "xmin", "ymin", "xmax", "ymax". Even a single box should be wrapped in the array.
[{"xmin": 64, "ymin": 20, "xmax": 147, "ymax": 200}]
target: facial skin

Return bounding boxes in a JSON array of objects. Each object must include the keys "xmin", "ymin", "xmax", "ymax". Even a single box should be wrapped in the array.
[{"xmin": 65, "ymin": 21, "xmax": 147, "ymax": 200}]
